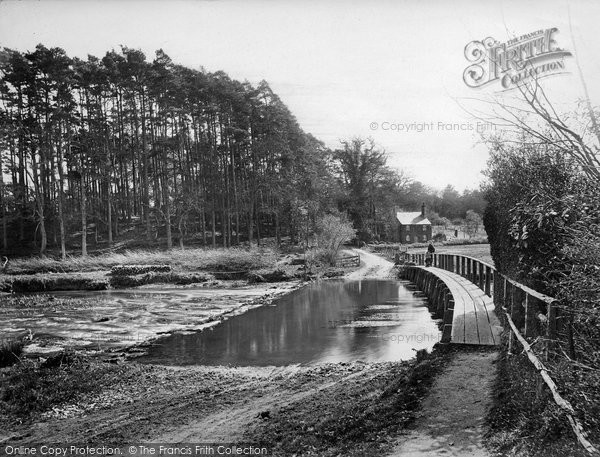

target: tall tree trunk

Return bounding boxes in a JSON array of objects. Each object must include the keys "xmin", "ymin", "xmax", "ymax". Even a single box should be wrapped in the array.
[
  {"xmin": 141, "ymin": 90, "xmax": 151, "ymax": 241},
  {"xmin": 211, "ymin": 210, "xmax": 216, "ymax": 248},
  {"xmin": 0, "ymin": 152, "xmax": 6, "ymax": 251},
  {"xmin": 275, "ymin": 210, "xmax": 281, "ymax": 246},
  {"xmin": 107, "ymin": 189, "xmax": 113, "ymax": 246},
  {"xmin": 31, "ymin": 150, "xmax": 47, "ymax": 255},
  {"xmin": 81, "ymin": 177, "xmax": 87, "ymax": 257},
  {"xmin": 57, "ymin": 127, "xmax": 68, "ymax": 259}
]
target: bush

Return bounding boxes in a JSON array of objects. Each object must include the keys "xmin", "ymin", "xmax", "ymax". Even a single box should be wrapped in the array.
[
  {"xmin": 315, "ymin": 214, "xmax": 357, "ymax": 266},
  {"xmin": 432, "ymin": 233, "xmax": 446, "ymax": 242},
  {"xmin": 0, "ymin": 340, "xmax": 23, "ymax": 368},
  {"xmin": 483, "ymin": 136, "xmax": 600, "ymax": 453}
]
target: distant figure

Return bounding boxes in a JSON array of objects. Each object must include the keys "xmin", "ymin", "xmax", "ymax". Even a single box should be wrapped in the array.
[
  {"xmin": 454, "ymin": 229, "xmax": 458, "ymax": 238},
  {"xmin": 1, "ymin": 256, "xmax": 7, "ymax": 271},
  {"xmin": 425, "ymin": 243, "xmax": 435, "ymax": 267}
]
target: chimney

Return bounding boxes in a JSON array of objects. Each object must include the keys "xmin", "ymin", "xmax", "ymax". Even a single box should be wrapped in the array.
[{"xmin": 421, "ymin": 203, "xmax": 425, "ymax": 217}]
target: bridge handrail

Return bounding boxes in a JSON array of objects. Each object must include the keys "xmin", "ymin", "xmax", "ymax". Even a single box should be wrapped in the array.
[
  {"xmin": 403, "ymin": 251, "xmax": 555, "ymax": 304},
  {"xmin": 438, "ymin": 252, "xmax": 555, "ymax": 304}
]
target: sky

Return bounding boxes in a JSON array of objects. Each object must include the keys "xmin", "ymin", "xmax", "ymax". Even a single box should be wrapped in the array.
[{"xmin": 1, "ymin": 0, "xmax": 599, "ymax": 191}]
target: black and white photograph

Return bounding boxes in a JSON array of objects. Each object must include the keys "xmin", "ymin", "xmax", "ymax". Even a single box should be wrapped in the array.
[{"xmin": 0, "ymin": 1, "xmax": 599, "ymax": 456}]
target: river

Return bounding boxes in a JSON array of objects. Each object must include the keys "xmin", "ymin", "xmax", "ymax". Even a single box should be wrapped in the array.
[{"xmin": 138, "ymin": 279, "xmax": 441, "ymax": 366}]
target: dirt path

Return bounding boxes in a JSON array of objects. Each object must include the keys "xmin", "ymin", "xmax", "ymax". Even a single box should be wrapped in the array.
[
  {"xmin": 155, "ymin": 365, "xmax": 375, "ymax": 443},
  {"xmin": 346, "ymin": 248, "xmax": 395, "ymax": 279},
  {"xmin": 389, "ymin": 349, "xmax": 497, "ymax": 457}
]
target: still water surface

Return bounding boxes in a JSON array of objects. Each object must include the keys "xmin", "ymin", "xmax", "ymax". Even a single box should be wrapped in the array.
[{"xmin": 139, "ymin": 279, "xmax": 441, "ymax": 366}]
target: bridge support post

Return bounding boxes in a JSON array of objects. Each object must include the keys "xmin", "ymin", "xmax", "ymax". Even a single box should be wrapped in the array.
[
  {"xmin": 442, "ymin": 298, "xmax": 454, "ymax": 343},
  {"xmin": 436, "ymin": 286, "xmax": 447, "ymax": 316}
]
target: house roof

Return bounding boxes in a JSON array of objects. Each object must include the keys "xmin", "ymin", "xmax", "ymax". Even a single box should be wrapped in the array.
[{"xmin": 396, "ymin": 212, "xmax": 431, "ymax": 225}]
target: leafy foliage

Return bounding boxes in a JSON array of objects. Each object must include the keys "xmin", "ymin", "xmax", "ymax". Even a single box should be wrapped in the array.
[
  {"xmin": 314, "ymin": 214, "xmax": 356, "ymax": 265},
  {"xmin": 483, "ymin": 132, "xmax": 600, "ymax": 451}
]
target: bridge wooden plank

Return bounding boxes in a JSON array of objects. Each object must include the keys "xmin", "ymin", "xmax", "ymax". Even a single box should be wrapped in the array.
[
  {"xmin": 414, "ymin": 266, "xmax": 502, "ymax": 346},
  {"xmin": 450, "ymin": 278, "xmax": 495, "ymax": 345},
  {"xmin": 435, "ymin": 268, "xmax": 501, "ymax": 345},
  {"xmin": 432, "ymin": 269, "xmax": 479, "ymax": 344}
]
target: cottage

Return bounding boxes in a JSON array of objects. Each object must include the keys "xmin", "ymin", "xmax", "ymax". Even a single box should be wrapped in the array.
[{"xmin": 394, "ymin": 203, "xmax": 432, "ymax": 243}]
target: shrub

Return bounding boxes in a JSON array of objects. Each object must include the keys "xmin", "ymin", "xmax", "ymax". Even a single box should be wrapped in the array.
[
  {"xmin": 315, "ymin": 214, "xmax": 357, "ymax": 266},
  {"xmin": 432, "ymin": 233, "xmax": 446, "ymax": 242},
  {"xmin": 0, "ymin": 340, "xmax": 23, "ymax": 368}
]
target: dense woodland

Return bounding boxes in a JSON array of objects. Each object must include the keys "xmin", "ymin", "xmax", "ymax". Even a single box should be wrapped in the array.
[{"xmin": 0, "ymin": 45, "xmax": 484, "ymax": 257}]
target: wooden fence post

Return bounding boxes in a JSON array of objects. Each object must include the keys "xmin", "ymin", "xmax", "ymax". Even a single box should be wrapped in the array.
[
  {"xmin": 506, "ymin": 282, "xmax": 514, "ymax": 354},
  {"xmin": 546, "ymin": 300, "xmax": 557, "ymax": 361},
  {"xmin": 524, "ymin": 294, "xmax": 537, "ymax": 338},
  {"xmin": 485, "ymin": 266, "xmax": 491, "ymax": 296}
]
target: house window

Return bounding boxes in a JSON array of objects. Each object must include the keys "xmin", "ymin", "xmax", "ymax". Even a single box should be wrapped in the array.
[
  {"xmin": 422, "ymin": 225, "xmax": 426, "ymax": 232},
  {"xmin": 406, "ymin": 234, "xmax": 410, "ymax": 242}
]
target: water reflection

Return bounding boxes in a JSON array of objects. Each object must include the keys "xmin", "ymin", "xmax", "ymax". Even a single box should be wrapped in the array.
[{"xmin": 139, "ymin": 279, "xmax": 441, "ymax": 366}]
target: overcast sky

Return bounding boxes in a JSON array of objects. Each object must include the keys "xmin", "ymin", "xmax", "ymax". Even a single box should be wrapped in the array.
[{"xmin": 1, "ymin": 0, "xmax": 599, "ymax": 191}]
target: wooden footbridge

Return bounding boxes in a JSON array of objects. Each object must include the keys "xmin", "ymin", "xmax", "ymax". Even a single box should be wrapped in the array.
[
  {"xmin": 392, "ymin": 250, "xmax": 599, "ymax": 455},
  {"xmin": 398, "ymin": 253, "xmax": 554, "ymax": 348}
]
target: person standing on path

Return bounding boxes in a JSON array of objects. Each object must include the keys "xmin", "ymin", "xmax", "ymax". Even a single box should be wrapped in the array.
[{"xmin": 425, "ymin": 242, "xmax": 435, "ymax": 267}]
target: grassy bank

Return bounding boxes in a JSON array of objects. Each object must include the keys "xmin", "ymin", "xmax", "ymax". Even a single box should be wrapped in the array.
[
  {"xmin": 5, "ymin": 247, "xmax": 278, "ymax": 275},
  {"xmin": 246, "ymin": 346, "xmax": 452, "ymax": 457},
  {"xmin": 485, "ymin": 339, "xmax": 591, "ymax": 457},
  {"xmin": 0, "ymin": 273, "xmax": 110, "ymax": 293},
  {"xmin": 0, "ymin": 247, "xmax": 300, "ymax": 292},
  {"xmin": 0, "ymin": 245, "xmax": 353, "ymax": 292}
]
